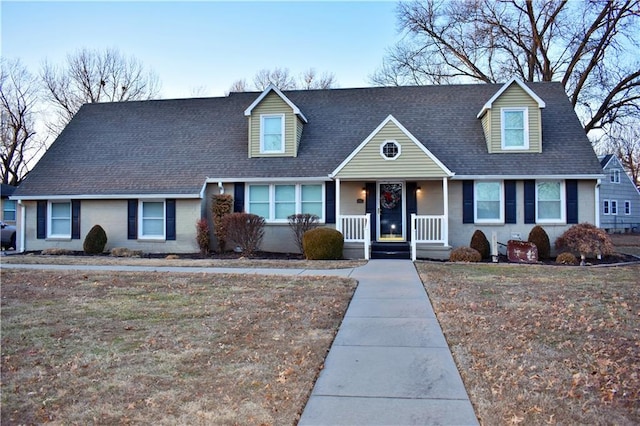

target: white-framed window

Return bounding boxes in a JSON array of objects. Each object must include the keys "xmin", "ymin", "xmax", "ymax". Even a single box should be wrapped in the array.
[
  {"xmin": 610, "ymin": 169, "xmax": 621, "ymax": 183},
  {"xmin": 3, "ymin": 199, "xmax": 16, "ymax": 221},
  {"xmin": 48, "ymin": 201, "xmax": 71, "ymax": 238},
  {"xmin": 139, "ymin": 200, "xmax": 165, "ymax": 239},
  {"xmin": 536, "ymin": 181, "xmax": 565, "ymax": 223},
  {"xmin": 247, "ymin": 183, "xmax": 324, "ymax": 222},
  {"xmin": 611, "ymin": 200, "xmax": 618, "ymax": 215},
  {"xmin": 501, "ymin": 108, "xmax": 529, "ymax": 150},
  {"xmin": 380, "ymin": 140, "xmax": 401, "ymax": 160},
  {"xmin": 625, "ymin": 200, "xmax": 631, "ymax": 215},
  {"xmin": 260, "ymin": 114, "xmax": 285, "ymax": 153},
  {"xmin": 603, "ymin": 200, "xmax": 610, "ymax": 215},
  {"xmin": 474, "ymin": 181, "xmax": 503, "ymax": 223}
]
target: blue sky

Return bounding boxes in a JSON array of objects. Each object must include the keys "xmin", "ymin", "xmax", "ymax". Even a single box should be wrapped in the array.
[{"xmin": 1, "ymin": 1, "xmax": 402, "ymax": 98}]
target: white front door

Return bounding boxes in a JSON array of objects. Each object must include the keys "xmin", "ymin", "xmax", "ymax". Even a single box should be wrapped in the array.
[{"xmin": 377, "ymin": 182, "xmax": 405, "ymax": 241}]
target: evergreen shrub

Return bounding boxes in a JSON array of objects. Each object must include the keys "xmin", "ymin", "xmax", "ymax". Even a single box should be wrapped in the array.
[
  {"xmin": 302, "ymin": 228, "xmax": 344, "ymax": 260},
  {"xmin": 528, "ymin": 225, "xmax": 551, "ymax": 259},
  {"xmin": 470, "ymin": 230, "xmax": 490, "ymax": 259},
  {"xmin": 83, "ymin": 225, "xmax": 107, "ymax": 254}
]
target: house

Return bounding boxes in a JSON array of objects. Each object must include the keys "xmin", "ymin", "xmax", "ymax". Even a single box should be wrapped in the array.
[
  {"xmin": 11, "ymin": 78, "xmax": 604, "ymax": 259},
  {"xmin": 598, "ymin": 154, "xmax": 640, "ymax": 232},
  {"xmin": 1, "ymin": 184, "xmax": 17, "ymax": 225}
]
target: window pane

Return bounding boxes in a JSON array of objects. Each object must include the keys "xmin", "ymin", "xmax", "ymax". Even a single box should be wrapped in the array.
[
  {"xmin": 3, "ymin": 200, "xmax": 16, "ymax": 221},
  {"xmin": 504, "ymin": 129, "xmax": 524, "ymax": 147},
  {"xmin": 143, "ymin": 219, "xmax": 164, "ymax": 236},
  {"xmin": 50, "ymin": 202, "xmax": 71, "ymax": 236},
  {"xmin": 262, "ymin": 116, "xmax": 282, "ymax": 152},
  {"xmin": 51, "ymin": 202, "xmax": 70, "ymax": 218},
  {"xmin": 537, "ymin": 182, "xmax": 561, "ymax": 220},
  {"xmin": 538, "ymin": 201, "xmax": 561, "ymax": 219},
  {"xmin": 51, "ymin": 219, "xmax": 70, "ymax": 235},
  {"xmin": 538, "ymin": 182, "xmax": 560, "ymax": 201},
  {"xmin": 301, "ymin": 185, "xmax": 323, "ymax": 217},
  {"xmin": 143, "ymin": 202, "xmax": 164, "ymax": 218},
  {"xmin": 476, "ymin": 182, "xmax": 500, "ymax": 220},
  {"xmin": 248, "ymin": 185, "xmax": 269, "ymax": 218},
  {"xmin": 275, "ymin": 185, "xmax": 295, "ymax": 219},
  {"xmin": 504, "ymin": 111, "xmax": 524, "ymax": 128}
]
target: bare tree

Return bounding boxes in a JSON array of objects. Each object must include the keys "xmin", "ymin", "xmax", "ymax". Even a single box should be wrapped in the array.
[
  {"xmin": 42, "ymin": 48, "xmax": 161, "ymax": 133},
  {"xmin": 299, "ymin": 68, "xmax": 337, "ymax": 90},
  {"xmin": 371, "ymin": 0, "xmax": 640, "ymax": 135},
  {"xmin": 253, "ymin": 67, "xmax": 297, "ymax": 91},
  {"xmin": 227, "ymin": 67, "xmax": 337, "ymax": 93},
  {"xmin": 598, "ymin": 119, "xmax": 640, "ymax": 188},
  {"xmin": 0, "ymin": 59, "xmax": 44, "ymax": 185}
]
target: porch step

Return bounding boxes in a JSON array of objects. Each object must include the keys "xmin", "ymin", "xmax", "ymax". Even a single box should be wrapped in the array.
[{"xmin": 371, "ymin": 242, "xmax": 411, "ymax": 260}]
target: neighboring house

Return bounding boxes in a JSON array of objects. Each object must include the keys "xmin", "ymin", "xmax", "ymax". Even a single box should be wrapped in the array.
[
  {"xmin": 12, "ymin": 78, "xmax": 604, "ymax": 259},
  {"xmin": 1, "ymin": 184, "xmax": 17, "ymax": 224},
  {"xmin": 598, "ymin": 154, "xmax": 640, "ymax": 232}
]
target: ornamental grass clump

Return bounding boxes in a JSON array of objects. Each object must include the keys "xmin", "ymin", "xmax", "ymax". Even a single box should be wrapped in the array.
[
  {"xmin": 449, "ymin": 246, "xmax": 482, "ymax": 262},
  {"xmin": 470, "ymin": 230, "xmax": 490, "ymax": 259},
  {"xmin": 555, "ymin": 223, "xmax": 614, "ymax": 264},
  {"xmin": 83, "ymin": 225, "xmax": 107, "ymax": 255},
  {"xmin": 555, "ymin": 252, "xmax": 578, "ymax": 265},
  {"xmin": 302, "ymin": 228, "xmax": 344, "ymax": 260},
  {"xmin": 528, "ymin": 225, "xmax": 551, "ymax": 259}
]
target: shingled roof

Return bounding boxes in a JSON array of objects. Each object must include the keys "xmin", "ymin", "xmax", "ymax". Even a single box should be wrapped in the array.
[{"xmin": 14, "ymin": 82, "xmax": 603, "ymax": 198}]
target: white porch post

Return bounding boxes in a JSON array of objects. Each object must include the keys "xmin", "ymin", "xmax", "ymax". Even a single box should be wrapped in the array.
[
  {"xmin": 442, "ymin": 177, "xmax": 449, "ymax": 245},
  {"xmin": 335, "ymin": 178, "xmax": 341, "ymax": 232},
  {"xmin": 411, "ymin": 213, "xmax": 417, "ymax": 261}
]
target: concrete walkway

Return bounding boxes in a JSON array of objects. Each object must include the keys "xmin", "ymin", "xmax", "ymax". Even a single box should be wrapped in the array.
[
  {"xmin": 299, "ymin": 259, "xmax": 478, "ymax": 425},
  {"xmin": 2, "ymin": 259, "xmax": 478, "ymax": 425}
]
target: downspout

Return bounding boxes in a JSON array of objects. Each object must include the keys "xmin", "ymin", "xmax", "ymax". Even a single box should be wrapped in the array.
[
  {"xmin": 18, "ymin": 200, "xmax": 26, "ymax": 253},
  {"xmin": 595, "ymin": 179, "xmax": 601, "ymax": 228},
  {"xmin": 218, "ymin": 182, "xmax": 225, "ymax": 194}
]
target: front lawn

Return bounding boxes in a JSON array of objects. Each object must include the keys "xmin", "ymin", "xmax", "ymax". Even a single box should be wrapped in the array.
[
  {"xmin": 1, "ymin": 269, "xmax": 356, "ymax": 424},
  {"xmin": 417, "ymin": 262, "xmax": 640, "ymax": 425}
]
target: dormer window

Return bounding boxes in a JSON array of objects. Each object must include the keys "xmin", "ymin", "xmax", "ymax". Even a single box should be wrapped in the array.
[
  {"xmin": 260, "ymin": 114, "xmax": 285, "ymax": 153},
  {"xmin": 501, "ymin": 108, "xmax": 529, "ymax": 150}
]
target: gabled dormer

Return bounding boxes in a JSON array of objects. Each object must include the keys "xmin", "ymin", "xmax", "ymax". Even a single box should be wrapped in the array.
[
  {"xmin": 477, "ymin": 78, "xmax": 545, "ymax": 154},
  {"xmin": 244, "ymin": 84, "xmax": 308, "ymax": 158}
]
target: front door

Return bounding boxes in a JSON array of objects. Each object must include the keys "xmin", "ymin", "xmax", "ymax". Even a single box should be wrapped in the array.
[{"xmin": 378, "ymin": 182, "xmax": 405, "ymax": 241}]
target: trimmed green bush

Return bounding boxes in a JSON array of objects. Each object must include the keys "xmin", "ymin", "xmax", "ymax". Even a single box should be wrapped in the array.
[
  {"xmin": 302, "ymin": 228, "xmax": 344, "ymax": 260},
  {"xmin": 470, "ymin": 230, "xmax": 490, "ymax": 259},
  {"xmin": 556, "ymin": 252, "xmax": 578, "ymax": 265},
  {"xmin": 83, "ymin": 224, "xmax": 107, "ymax": 254},
  {"xmin": 449, "ymin": 246, "xmax": 482, "ymax": 262},
  {"xmin": 528, "ymin": 225, "xmax": 550, "ymax": 259}
]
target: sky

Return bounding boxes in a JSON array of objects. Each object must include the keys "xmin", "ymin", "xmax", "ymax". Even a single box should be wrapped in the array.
[{"xmin": 1, "ymin": 0, "xmax": 402, "ymax": 99}]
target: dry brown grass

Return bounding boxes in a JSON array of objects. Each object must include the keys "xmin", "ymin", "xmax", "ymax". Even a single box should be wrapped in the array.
[
  {"xmin": 1, "ymin": 269, "xmax": 356, "ymax": 425},
  {"xmin": 416, "ymin": 262, "xmax": 640, "ymax": 425},
  {"xmin": 1, "ymin": 254, "xmax": 365, "ymax": 270}
]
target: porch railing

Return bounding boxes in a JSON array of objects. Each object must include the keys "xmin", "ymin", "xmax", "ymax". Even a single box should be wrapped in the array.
[
  {"xmin": 339, "ymin": 214, "xmax": 371, "ymax": 260},
  {"xmin": 339, "ymin": 213, "xmax": 448, "ymax": 261},
  {"xmin": 411, "ymin": 214, "xmax": 447, "ymax": 261}
]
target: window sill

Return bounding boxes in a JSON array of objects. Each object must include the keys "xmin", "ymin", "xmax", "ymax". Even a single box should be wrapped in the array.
[
  {"xmin": 46, "ymin": 237, "xmax": 71, "ymax": 241},
  {"xmin": 137, "ymin": 238, "xmax": 167, "ymax": 242}
]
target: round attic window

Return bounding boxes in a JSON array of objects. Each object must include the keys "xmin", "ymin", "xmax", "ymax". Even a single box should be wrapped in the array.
[{"xmin": 380, "ymin": 140, "xmax": 401, "ymax": 160}]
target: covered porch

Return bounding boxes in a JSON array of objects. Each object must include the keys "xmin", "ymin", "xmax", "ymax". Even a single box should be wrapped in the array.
[{"xmin": 334, "ymin": 179, "xmax": 452, "ymax": 260}]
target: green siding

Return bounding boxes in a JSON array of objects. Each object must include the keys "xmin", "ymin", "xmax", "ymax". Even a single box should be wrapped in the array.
[
  {"xmin": 489, "ymin": 84, "xmax": 542, "ymax": 153},
  {"xmin": 336, "ymin": 121, "xmax": 448, "ymax": 179},
  {"xmin": 249, "ymin": 92, "xmax": 298, "ymax": 157}
]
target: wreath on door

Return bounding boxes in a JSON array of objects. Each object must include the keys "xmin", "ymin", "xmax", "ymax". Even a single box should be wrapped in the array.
[{"xmin": 380, "ymin": 185, "xmax": 401, "ymax": 209}]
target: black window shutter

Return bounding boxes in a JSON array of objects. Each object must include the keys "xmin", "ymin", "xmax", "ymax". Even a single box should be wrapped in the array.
[
  {"xmin": 405, "ymin": 182, "xmax": 417, "ymax": 241},
  {"xmin": 365, "ymin": 182, "xmax": 377, "ymax": 240},
  {"xmin": 233, "ymin": 183, "xmax": 245, "ymax": 213},
  {"xmin": 504, "ymin": 180, "xmax": 517, "ymax": 224},
  {"xmin": 462, "ymin": 181, "xmax": 474, "ymax": 223},
  {"xmin": 524, "ymin": 180, "xmax": 536, "ymax": 224},
  {"xmin": 71, "ymin": 200, "xmax": 81, "ymax": 239},
  {"xmin": 325, "ymin": 181, "xmax": 336, "ymax": 224},
  {"xmin": 127, "ymin": 200, "xmax": 138, "ymax": 240},
  {"xmin": 166, "ymin": 199, "xmax": 176, "ymax": 241},
  {"xmin": 37, "ymin": 200, "xmax": 47, "ymax": 239},
  {"xmin": 566, "ymin": 180, "xmax": 578, "ymax": 224}
]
